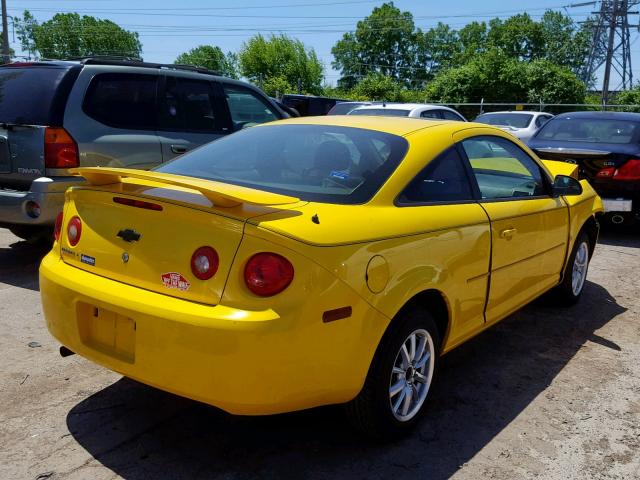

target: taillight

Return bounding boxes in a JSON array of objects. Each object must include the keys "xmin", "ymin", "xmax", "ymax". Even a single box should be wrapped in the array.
[
  {"xmin": 53, "ymin": 212, "xmax": 63, "ymax": 242},
  {"xmin": 244, "ymin": 253, "xmax": 294, "ymax": 297},
  {"xmin": 191, "ymin": 246, "xmax": 219, "ymax": 280},
  {"xmin": 67, "ymin": 216, "xmax": 82, "ymax": 246},
  {"xmin": 596, "ymin": 167, "xmax": 616, "ymax": 178},
  {"xmin": 613, "ymin": 159, "xmax": 640, "ymax": 181},
  {"xmin": 44, "ymin": 127, "xmax": 79, "ymax": 169}
]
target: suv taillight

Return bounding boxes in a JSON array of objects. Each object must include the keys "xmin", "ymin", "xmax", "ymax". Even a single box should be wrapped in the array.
[
  {"xmin": 44, "ymin": 127, "xmax": 79, "ymax": 169},
  {"xmin": 613, "ymin": 159, "xmax": 640, "ymax": 181}
]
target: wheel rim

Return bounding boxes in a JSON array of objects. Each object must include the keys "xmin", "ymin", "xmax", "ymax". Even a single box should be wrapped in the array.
[
  {"xmin": 389, "ymin": 328, "xmax": 435, "ymax": 422},
  {"xmin": 571, "ymin": 241, "xmax": 589, "ymax": 296}
]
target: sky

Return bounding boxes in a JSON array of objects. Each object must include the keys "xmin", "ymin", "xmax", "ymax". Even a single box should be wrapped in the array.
[{"xmin": 6, "ymin": 0, "xmax": 638, "ymax": 88}]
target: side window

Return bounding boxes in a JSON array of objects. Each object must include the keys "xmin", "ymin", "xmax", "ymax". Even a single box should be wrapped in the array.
[
  {"xmin": 159, "ymin": 77, "xmax": 227, "ymax": 133},
  {"xmin": 461, "ymin": 136, "xmax": 547, "ymax": 200},
  {"xmin": 83, "ymin": 73, "xmax": 157, "ymax": 130},
  {"xmin": 223, "ymin": 84, "xmax": 279, "ymax": 130},
  {"xmin": 420, "ymin": 110, "xmax": 440, "ymax": 119},
  {"xmin": 535, "ymin": 115, "xmax": 551, "ymax": 128},
  {"xmin": 441, "ymin": 110, "xmax": 464, "ymax": 121},
  {"xmin": 398, "ymin": 148, "xmax": 474, "ymax": 204}
]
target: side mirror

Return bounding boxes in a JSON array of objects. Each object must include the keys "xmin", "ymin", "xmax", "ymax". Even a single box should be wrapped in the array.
[{"xmin": 552, "ymin": 175, "xmax": 582, "ymax": 197}]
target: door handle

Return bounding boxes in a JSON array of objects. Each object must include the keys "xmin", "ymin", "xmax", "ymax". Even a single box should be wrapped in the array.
[
  {"xmin": 170, "ymin": 145, "xmax": 188, "ymax": 154},
  {"xmin": 500, "ymin": 228, "xmax": 517, "ymax": 239}
]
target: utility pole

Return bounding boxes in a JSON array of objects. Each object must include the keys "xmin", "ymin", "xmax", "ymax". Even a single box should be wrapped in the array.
[{"xmin": 1, "ymin": 0, "xmax": 9, "ymax": 64}]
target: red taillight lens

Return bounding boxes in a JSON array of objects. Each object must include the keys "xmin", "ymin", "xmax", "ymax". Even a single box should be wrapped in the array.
[
  {"xmin": 596, "ymin": 167, "xmax": 616, "ymax": 178},
  {"xmin": 44, "ymin": 127, "xmax": 79, "ymax": 169},
  {"xmin": 614, "ymin": 159, "xmax": 640, "ymax": 180},
  {"xmin": 53, "ymin": 212, "xmax": 63, "ymax": 242},
  {"xmin": 190, "ymin": 246, "xmax": 219, "ymax": 280},
  {"xmin": 244, "ymin": 252, "xmax": 294, "ymax": 297},
  {"xmin": 67, "ymin": 216, "xmax": 82, "ymax": 246}
]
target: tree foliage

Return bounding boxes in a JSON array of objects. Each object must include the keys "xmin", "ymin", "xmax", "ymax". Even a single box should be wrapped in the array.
[
  {"xmin": 238, "ymin": 34, "xmax": 323, "ymax": 96},
  {"xmin": 175, "ymin": 45, "xmax": 238, "ymax": 78},
  {"xmin": 15, "ymin": 11, "xmax": 141, "ymax": 59}
]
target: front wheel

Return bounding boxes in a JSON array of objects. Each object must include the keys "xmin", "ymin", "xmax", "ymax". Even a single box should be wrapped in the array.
[
  {"xmin": 554, "ymin": 231, "xmax": 591, "ymax": 305},
  {"xmin": 345, "ymin": 307, "xmax": 440, "ymax": 439}
]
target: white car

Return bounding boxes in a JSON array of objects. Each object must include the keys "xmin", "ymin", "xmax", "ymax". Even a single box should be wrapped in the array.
[
  {"xmin": 348, "ymin": 103, "xmax": 467, "ymax": 122},
  {"xmin": 474, "ymin": 111, "xmax": 554, "ymax": 142}
]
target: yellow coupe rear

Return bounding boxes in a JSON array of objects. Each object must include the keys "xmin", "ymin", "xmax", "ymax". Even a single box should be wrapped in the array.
[{"xmin": 40, "ymin": 116, "xmax": 603, "ymax": 437}]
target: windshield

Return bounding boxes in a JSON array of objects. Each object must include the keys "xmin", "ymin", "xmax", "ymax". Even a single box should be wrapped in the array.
[
  {"xmin": 475, "ymin": 113, "xmax": 533, "ymax": 128},
  {"xmin": 349, "ymin": 108, "xmax": 410, "ymax": 117},
  {"xmin": 536, "ymin": 117, "xmax": 640, "ymax": 144},
  {"xmin": 0, "ymin": 65, "xmax": 77, "ymax": 125},
  {"xmin": 157, "ymin": 124, "xmax": 409, "ymax": 204}
]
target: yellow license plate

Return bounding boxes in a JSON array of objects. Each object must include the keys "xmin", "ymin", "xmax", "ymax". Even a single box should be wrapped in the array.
[{"xmin": 77, "ymin": 303, "xmax": 136, "ymax": 363}]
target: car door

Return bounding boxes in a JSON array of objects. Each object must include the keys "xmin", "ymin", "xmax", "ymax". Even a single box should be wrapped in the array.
[
  {"xmin": 395, "ymin": 147, "xmax": 491, "ymax": 346},
  {"xmin": 68, "ymin": 71, "xmax": 163, "ymax": 170},
  {"xmin": 157, "ymin": 75, "xmax": 232, "ymax": 162},
  {"xmin": 457, "ymin": 133, "xmax": 569, "ymax": 324}
]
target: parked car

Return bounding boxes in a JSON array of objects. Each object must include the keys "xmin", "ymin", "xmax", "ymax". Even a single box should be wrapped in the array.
[
  {"xmin": 0, "ymin": 57, "xmax": 287, "ymax": 242},
  {"xmin": 280, "ymin": 94, "xmax": 348, "ymax": 116},
  {"xmin": 349, "ymin": 103, "xmax": 467, "ymax": 121},
  {"xmin": 327, "ymin": 101, "xmax": 374, "ymax": 115},
  {"xmin": 41, "ymin": 115, "xmax": 602, "ymax": 438},
  {"xmin": 529, "ymin": 111, "xmax": 640, "ymax": 226},
  {"xmin": 475, "ymin": 111, "xmax": 553, "ymax": 142}
]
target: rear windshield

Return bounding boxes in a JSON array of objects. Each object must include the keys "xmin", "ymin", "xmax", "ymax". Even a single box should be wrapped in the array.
[
  {"xmin": 350, "ymin": 108, "xmax": 410, "ymax": 117},
  {"xmin": 475, "ymin": 113, "xmax": 533, "ymax": 128},
  {"xmin": 329, "ymin": 103, "xmax": 368, "ymax": 115},
  {"xmin": 536, "ymin": 117, "xmax": 640, "ymax": 144},
  {"xmin": 0, "ymin": 65, "xmax": 77, "ymax": 125},
  {"xmin": 157, "ymin": 124, "xmax": 409, "ymax": 204}
]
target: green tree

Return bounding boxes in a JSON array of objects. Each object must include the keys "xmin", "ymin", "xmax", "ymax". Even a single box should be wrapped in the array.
[
  {"xmin": 238, "ymin": 34, "xmax": 323, "ymax": 96},
  {"xmin": 15, "ymin": 11, "xmax": 141, "ymax": 59},
  {"xmin": 487, "ymin": 14, "xmax": 545, "ymax": 61},
  {"xmin": 14, "ymin": 10, "xmax": 37, "ymax": 59},
  {"xmin": 332, "ymin": 2, "xmax": 418, "ymax": 87},
  {"xmin": 351, "ymin": 72, "xmax": 409, "ymax": 101},
  {"xmin": 539, "ymin": 10, "xmax": 591, "ymax": 73},
  {"xmin": 175, "ymin": 45, "xmax": 238, "ymax": 78},
  {"xmin": 425, "ymin": 50, "xmax": 585, "ymax": 104}
]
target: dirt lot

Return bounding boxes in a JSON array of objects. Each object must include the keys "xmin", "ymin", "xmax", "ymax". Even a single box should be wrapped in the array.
[{"xmin": 0, "ymin": 226, "xmax": 639, "ymax": 480}]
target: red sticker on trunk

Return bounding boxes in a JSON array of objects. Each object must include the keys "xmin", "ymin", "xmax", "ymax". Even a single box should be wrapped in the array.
[{"xmin": 161, "ymin": 272, "xmax": 191, "ymax": 291}]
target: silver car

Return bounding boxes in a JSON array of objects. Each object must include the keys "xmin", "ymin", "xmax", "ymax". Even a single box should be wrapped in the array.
[
  {"xmin": 348, "ymin": 103, "xmax": 467, "ymax": 121},
  {"xmin": 0, "ymin": 58, "xmax": 287, "ymax": 241},
  {"xmin": 474, "ymin": 111, "xmax": 554, "ymax": 142}
]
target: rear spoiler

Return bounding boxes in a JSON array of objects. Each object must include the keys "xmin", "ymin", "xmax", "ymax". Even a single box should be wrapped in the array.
[{"xmin": 70, "ymin": 167, "xmax": 299, "ymax": 208}]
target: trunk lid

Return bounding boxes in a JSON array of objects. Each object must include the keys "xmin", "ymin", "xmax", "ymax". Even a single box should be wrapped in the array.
[{"xmin": 60, "ymin": 171, "xmax": 302, "ymax": 305}]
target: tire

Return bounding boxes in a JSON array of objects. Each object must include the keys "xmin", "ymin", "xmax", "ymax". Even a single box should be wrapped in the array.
[
  {"xmin": 8, "ymin": 225, "xmax": 52, "ymax": 244},
  {"xmin": 554, "ymin": 231, "xmax": 590, "ymax": 306},
  {"xmin": 345, "ymin": 307, "xmax": 441, "ymax": 439}
]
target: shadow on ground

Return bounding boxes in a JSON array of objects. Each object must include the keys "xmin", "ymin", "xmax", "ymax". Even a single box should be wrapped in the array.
[
  {"xmin": 66, "ymin": 278, "xmax": 626, "ymax": 480},
  {"xmin": 0, "ymin": 236, "xmax": 50, "ymax": 291}
]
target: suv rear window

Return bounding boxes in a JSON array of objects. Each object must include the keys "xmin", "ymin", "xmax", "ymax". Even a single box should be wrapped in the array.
[
  {"xmin": 157, "ymin": 124, "xmax": 408, "ymax": 204},
  {"xmin": 83, "ymin": 73, "xmax": 158, "ymax": 130},
  {"xmin": 0, "ymin": 65, "xmax": 78, "ymax": 125}
]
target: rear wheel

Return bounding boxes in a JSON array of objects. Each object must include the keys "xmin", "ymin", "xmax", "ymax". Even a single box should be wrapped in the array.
[
  {"xmin": 554, "ymin": 231, "xmax": 590, "ymax": 305},
  {"xmin": 345, "ymin": 307, "xmax": 440, "ymax": 439}
]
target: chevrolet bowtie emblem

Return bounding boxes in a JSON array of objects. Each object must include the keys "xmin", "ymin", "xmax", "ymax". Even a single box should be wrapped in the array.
[{"xmin": 117, "ymin": 228, "xmax": 141, "ymax": 243}]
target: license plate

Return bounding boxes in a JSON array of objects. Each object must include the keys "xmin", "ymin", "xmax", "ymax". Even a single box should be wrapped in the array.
[
  {"xmin": 77, "ymin": 303, "xmax": 136, "ymax": 363},
  {"xmin": 602, "ymin": 198, "xmax": 632, "ymax": 212}
]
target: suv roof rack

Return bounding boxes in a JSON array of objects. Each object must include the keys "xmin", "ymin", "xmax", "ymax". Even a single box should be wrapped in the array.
[{"xmin": 62, "ymin": 56, "xmax": 225, "ymax": 77}]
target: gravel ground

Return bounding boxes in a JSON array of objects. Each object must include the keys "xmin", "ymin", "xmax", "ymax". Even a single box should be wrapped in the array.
[{"xmin": 0, "ymin": 226, "xmax": 639, "ymax": 480}]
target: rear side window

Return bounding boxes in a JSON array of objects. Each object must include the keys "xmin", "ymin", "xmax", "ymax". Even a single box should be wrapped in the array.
[
  {"xmin": 159, "ymin": 77, "xmax": 227, "ymax": 133},
  {"xmin": 420, "ymin": 110, "xmax": 440, "ymax": 119},
  {"xmin": 441, "ymin": 110, "xmax": 464, "ymax": 121},
  {"xmin": 0, "ymin": 65, "xmax": 78, "ymax": 125},
  {"xmin": 398, "ymin": 148, "xmax": 474, "ymax": 204},
  {"xmin": 223, "ymin": 84, "xmax": 279, "ymax": 130},
  {"xmin": 83, "ymin": 73, "xmax": 157, "ymax": 130}
]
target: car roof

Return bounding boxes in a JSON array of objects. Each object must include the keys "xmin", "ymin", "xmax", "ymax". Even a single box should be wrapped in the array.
[
  {"xmin": 553, "ymin": 111, "xmax": 640, "ymax": 121},
  {"xmin": 352, "ymin": 103, "xmax": 446, "ymax": 111},
  {"xmin": 480, "ymin": 110, "xmax": 543, "ymax": 115},
  {"xmin": 260, "ymin": 115, "xmax": 470, "ymax": 137}
]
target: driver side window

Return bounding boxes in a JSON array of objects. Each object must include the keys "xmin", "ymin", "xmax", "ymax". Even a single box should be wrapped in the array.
[{"xmin": 461, "ymin": 136, "xmax": 547, "ymax": 200}]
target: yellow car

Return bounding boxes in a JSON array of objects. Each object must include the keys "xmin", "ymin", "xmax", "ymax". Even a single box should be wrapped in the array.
[{"xmin": 40, "ymin": 116, "xmax": 603, "ymax": 437}]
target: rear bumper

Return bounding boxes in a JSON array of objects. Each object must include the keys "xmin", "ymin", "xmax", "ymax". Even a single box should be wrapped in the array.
[
  {"xmin": 40, "ymin": 251, "xmax": 385, "ymax": 415},
  {"xmin": 0, "ymin": 176, "xmax": 83, "ymax": 227}
]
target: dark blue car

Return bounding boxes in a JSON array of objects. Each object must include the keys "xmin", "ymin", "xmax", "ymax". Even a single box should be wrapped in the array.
[{"xmin": 529, "ymin": 111, "xmax": 640, "ymax": 226}]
